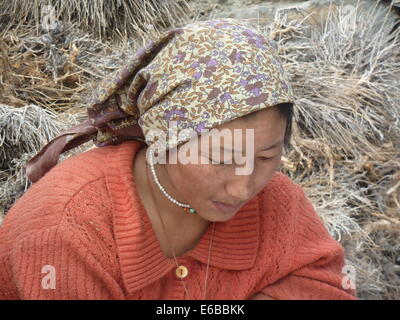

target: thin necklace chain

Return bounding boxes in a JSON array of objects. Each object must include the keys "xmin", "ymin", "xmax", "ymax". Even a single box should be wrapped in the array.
[
  {"xmin": 158, "ymin": 213, "xmax": 215, "ymax": 300},
  {"xmin": 146, "ymin": 153, "xmax": 215, "ymax": 300}
]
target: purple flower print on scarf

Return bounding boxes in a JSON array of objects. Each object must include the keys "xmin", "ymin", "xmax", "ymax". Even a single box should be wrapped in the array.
[
  {"xmin": 164, "ymin": 106, "xmax": 187, "ymax": 125},
  {"xmin": 189, "ymin": 55, "xmax": 218, "ymax": 80}
]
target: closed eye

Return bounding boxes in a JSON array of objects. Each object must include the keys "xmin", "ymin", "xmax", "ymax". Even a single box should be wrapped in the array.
[{"xmin": 258, "ymin": 156, "xmax": 274, "ymax": 161}]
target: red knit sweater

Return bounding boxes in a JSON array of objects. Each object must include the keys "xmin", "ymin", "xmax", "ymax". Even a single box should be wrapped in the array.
[{"xmin": 0, "ymin": 141, "xmax": 357, "ymax": 300}]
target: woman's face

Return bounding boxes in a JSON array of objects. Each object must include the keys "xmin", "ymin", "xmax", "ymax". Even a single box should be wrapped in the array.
[{"xmin": 163, "ymin": 106, "xmax": 287, "ymax": 222}]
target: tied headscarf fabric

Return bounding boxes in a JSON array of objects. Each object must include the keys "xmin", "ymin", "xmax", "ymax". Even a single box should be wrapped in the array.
[{"xmin": 25, "ymin": 18, "xmax": 294, "ymax": 183}]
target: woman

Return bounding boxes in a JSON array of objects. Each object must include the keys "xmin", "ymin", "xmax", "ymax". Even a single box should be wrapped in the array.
[{"xmin": 0, "ymin": 18, "xmax": 357, "ymax": 300}]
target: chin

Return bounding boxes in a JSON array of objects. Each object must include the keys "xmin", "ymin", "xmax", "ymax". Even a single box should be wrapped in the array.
[
  {"xmin": 214, "ymin": 213, "xmax": 237, "ymax": 222},
  {"xmin": 199, "ymin": 208, "xmax": 238, "ymax": 223}
]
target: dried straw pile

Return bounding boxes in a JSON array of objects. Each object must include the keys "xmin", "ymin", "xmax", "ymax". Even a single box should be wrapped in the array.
[
  {"xmin": 264, "ymin": 1, "xmax": 400, "ymax": 299},
  {"xmin": 0, "ymin": 0, "xmax": 399, "ymax": 299},
  {"xmin": 0, "ymin": 23, "xmax": 137, "ymax": 111},
  {"xmin": 0, "ymin": 0, "xmax": 191, "ymax": 41},
  {"xmin": 0, "ymin": 104, "xmax": 87, "ymax": 218}
]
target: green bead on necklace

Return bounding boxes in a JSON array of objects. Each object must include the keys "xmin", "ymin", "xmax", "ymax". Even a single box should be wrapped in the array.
[{"xmin": 184, "ymin": 207, "xmax": 197, "ymax": 214}]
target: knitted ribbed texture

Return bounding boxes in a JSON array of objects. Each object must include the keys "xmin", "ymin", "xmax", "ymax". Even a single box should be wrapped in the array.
[{"xmin": 0, "ymin": 141, "xmax": 357, "ymax": 300}]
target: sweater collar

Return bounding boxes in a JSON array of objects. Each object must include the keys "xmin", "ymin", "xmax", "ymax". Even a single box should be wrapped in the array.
[{"xmin": 106, "ymin": 141, "xmax": 260, "ymax": 294}]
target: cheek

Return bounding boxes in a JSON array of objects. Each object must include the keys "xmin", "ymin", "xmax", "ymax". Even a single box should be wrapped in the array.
[
  {"xmin": 270, "ymin": 155, "xmax": 282, "ymax": 172},
  {"xmin": 254, "ymin": 157, "xmax": 282, "ymax": 189},
  {"xmin": 173, "ymin": 164, "xmax": 222, "ymax": 194},
  {"xmin": 269, "ymin": 157, "xmax": 282, "ymax": 176}
]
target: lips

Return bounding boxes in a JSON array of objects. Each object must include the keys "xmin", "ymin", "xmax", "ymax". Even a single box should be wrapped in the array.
[{"xmin": 212, "ymin": 200, "xmax": 243, "ymax": 214}]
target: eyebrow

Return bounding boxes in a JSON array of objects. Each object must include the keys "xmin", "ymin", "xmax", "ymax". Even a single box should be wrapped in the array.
[{"xmin": 213, "ymin": 139, "xmax": 284, "ymax": 154}]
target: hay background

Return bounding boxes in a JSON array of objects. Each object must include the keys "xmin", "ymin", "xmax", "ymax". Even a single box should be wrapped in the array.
[{"xmin": 0, "ymin": 0, "xmax": 399, "ymax": 299}]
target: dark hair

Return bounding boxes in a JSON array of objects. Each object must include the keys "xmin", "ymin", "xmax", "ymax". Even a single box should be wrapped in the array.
[{"xmin": 276, "ymin": 102, "xmax": 294, "ymax": 151}]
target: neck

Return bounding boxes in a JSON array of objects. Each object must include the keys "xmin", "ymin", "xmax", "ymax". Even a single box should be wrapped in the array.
[{"xmin": 133, "ymin": 145, "xmax": 210, "ymax": 243}]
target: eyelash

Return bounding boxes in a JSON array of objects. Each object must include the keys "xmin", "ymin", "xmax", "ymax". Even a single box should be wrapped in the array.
[{"xmin": 258, "ymin": 156, "xmax": 275, "ymax": 161}]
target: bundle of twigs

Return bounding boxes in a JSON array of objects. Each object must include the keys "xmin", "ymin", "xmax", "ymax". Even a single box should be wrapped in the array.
[
  {"xmin": 0, "ymin": 0, "xmax": 192, "ymax": 41},
  {"xmin": 0, "ymin": 22, "xmax": 139, "ymax": 111},
  {"xmin": 0, "ymin": 103, "xmax": 88, "ymax": 217},
  {"xmin": 265, "ymin": 0, "xmax": 400, "ymax": 299}
]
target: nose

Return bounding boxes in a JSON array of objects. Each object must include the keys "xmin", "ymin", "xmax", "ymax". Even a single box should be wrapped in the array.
[{"xmin": 225, "ymin": 174, "xmax": 255, "ymax": 203}]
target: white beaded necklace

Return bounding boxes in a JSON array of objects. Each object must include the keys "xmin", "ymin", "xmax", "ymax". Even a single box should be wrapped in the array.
[{"xmin": 148, "ymin": 152, "xmax": 197, "ymax": 214}]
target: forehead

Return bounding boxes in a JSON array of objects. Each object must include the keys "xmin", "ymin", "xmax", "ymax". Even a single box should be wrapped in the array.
[{"xmin": 195, "ymin": 107, "xmax": 285, "ymax": 150}]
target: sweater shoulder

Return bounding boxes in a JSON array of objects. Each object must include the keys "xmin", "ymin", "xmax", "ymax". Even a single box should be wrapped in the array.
[
  {"xmin": 256, "ymin": 172, "xmax": 344, "ymax": 276},
  {"xmin": 261, "ymin": 172, "xmax": 330, "ymax": 237},
  {"xmin": 256, "ymin": 172, "xmax": 314, "ymax": 263},
  {"xmin": 260, "ymin": 171, "xmax": 303, "ymax": 210},
  {"xmin": 258, "ymin": 171, "xmax": 322, "ymax": 241},
  {"xmin": 1, "ymin": 146, "xmax": 115, "ymax": 246},
  {"xmin": 43, "ymin": 145, "xmax": 111, "ymax": 184}
]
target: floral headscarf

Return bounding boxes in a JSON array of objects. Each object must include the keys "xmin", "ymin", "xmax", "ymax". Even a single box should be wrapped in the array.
[{"xmin": 26, "ymin": 18, "xmax": 294, "ymax": 183}]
